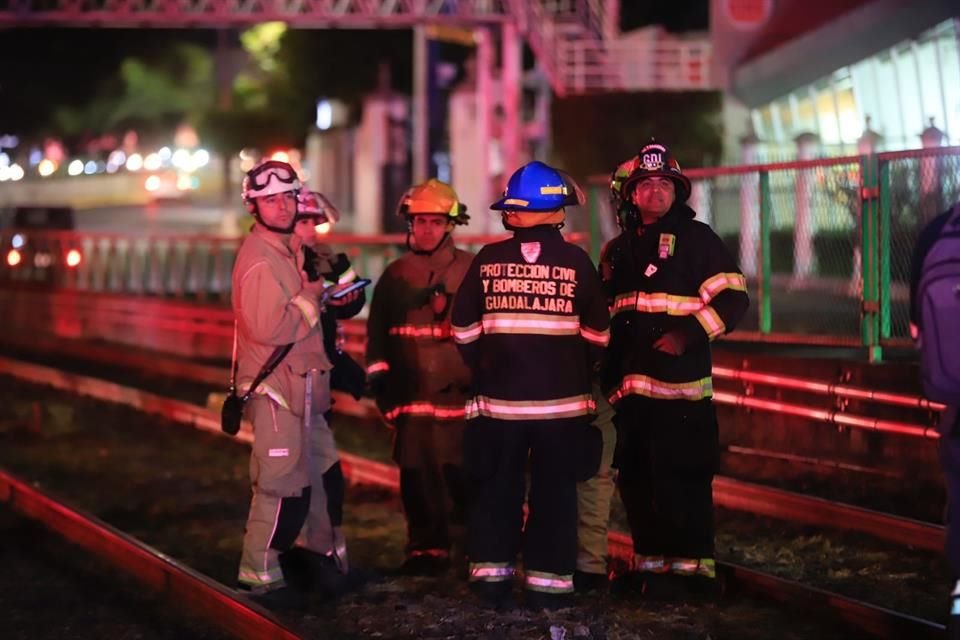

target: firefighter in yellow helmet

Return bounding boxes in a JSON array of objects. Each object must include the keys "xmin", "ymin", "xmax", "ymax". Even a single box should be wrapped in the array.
[{"xmin": 365, "ymin": 179, "xmax": 476, "ymax": 575}]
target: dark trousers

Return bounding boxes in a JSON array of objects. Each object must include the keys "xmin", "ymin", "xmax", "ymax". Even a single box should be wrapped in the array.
[
  {"xmin": 400, "ymin": 464, "xmax": 467, "ymax": 553},
  {"xmin": 615, "ymin": 397, "xmax": 718, "ymax": 560},
  {"xmin": 395, "ymin": 418, "xmax": 467, "ymax": 554},
  {"xmin": 464, "ymin": 417, "xmax": 584, "ymax": 581},
  {"xmin": 939, "ymin": 406, "xmax": 960, "ymax": 579}
]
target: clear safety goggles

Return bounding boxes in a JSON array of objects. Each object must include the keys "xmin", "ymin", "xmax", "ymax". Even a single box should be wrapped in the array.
[{"xmin": 246, "ymin": 160, "xmax": 299, "ymax": 190}]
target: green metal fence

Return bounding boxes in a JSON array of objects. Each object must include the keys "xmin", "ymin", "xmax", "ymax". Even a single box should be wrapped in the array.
[{"xmin": 583, "ymin": 145, "xmax": 960, "ymax": 359}]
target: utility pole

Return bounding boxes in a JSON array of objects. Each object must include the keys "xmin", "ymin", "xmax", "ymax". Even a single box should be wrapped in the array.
[{"xmin": 412, "ymin": 25, "xmax": 429, "ymax": 184}]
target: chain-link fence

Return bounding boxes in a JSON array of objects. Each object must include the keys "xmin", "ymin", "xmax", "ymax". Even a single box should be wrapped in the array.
[
  {"xmin": 584, "ymin": 146, "xmax": 960, "ymax": 356},
  {"xmin": 881, "ymin": 150, "xmax": 960, "ymax": 341}
]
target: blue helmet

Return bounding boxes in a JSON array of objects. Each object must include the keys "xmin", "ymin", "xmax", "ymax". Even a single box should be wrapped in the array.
[{"xmin": 490, "ymin": 161, "xmax": 584, "ymax": 212}]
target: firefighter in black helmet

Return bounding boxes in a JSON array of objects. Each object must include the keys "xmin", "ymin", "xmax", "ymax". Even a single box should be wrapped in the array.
[{"xmin": 601, "ymin": 142, "xmax": 749, "ymax": 599}]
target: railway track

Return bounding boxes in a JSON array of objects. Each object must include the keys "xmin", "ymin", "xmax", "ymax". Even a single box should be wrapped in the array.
[
  {"xmin": 0, "ymin": 469, "xmax": 299, "ymax": 640},
  {"xmin": 0, "ymin": 361, "xmax": 948, "ymax": 638},
  {"xmin": 0, "ymin": 346, "xmax": 944, "ymax": 551}
]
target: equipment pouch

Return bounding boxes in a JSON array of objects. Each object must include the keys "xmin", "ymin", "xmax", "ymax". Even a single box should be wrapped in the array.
[{"xmin": 221, "ymin": 390, "xmax": 246, "ymax": 436}]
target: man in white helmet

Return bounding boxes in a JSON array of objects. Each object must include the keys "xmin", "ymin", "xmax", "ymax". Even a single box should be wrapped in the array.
[{"xmin": 231, "ymin": 159, "xmax": 344, "ymax": 609}]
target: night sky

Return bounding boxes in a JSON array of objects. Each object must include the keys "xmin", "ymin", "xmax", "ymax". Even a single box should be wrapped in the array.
[{"xmin": 0, "ymin": 1, "xmax": 708, "ymax": 139}]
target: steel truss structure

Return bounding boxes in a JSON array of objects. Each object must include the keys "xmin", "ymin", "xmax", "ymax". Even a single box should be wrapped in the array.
[
  {"xmin": 0, "ymin": 0, "xmax": 512, "ymax": 27},
  {"xmin": 0, "ymin": 0, "xmax": 710, "ymax": 95}
]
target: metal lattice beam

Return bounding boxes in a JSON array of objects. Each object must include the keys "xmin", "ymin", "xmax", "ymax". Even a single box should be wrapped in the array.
[
  {"xmin": 0, "ymin": 0, "xmax": 710, "ymax": 93},
  {"xmin": 0, "ymin": 0, "xmax": 512, "ymax": 27}
]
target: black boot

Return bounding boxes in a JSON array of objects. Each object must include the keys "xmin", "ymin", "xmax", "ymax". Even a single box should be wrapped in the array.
[
  {"xmin": 470, "ymin": 581, "xmax": 513, "ymax": 610},
  {"xmin": 400, "ymin": 553, "xmax": 451, "ymax": 576},
  {"xmin": 242, "ymin": 584, "xmax": 307, "ymax": 612},
  {"xmin": 280, "ymin": 547, "xmax": 351, "ymax": 598},
  {"xmin": 640, "ymin": 572, "xmax": 687, "ymax": 601},
  {"xmin": 610, "ymin": 570, "xmax": 645, "ymax": 597},
  {"xmin": 525, "ymin": 590, "xmax": 573, "ymax": 611},
  {"xmin": 573, "ymin": 570, "xmax": 609, "ymax": 593}
]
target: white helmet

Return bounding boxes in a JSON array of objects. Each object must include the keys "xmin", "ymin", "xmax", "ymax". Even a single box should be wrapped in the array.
[
  {"xmin": 241, "ymin": 160, "xmax": 302, "ymax": 208},
  {"xmin": 296, "ymin": 190, "xmax": 341, "ymax": 223}
]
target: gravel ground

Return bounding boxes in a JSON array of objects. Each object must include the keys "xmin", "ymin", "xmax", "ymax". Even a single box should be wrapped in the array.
[
  {"xmin": 0, "ymin": 506, "xmax": 233, "ymax": 640},
  {"xmin": 0, "ymin": 375, "xmax": 950, "ymax": 638}
]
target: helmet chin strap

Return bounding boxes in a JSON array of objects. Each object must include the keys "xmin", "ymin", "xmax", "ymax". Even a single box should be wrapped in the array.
[
  {"xmin": 257, "ymin": 217, "xmax": 296, "ymax": 234},
  {"xmin": 500, "ymin": 213, "xmax": 565, "ymax": 232},
  {"xmin": 407, "ymin": 229, "xmax": 450, "ymax": 255}
]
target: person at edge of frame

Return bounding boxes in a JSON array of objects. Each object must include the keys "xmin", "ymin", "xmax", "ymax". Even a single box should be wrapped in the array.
[{"xmin": 909, "ymin": 201, "xmax": 960, "ymax": 640}]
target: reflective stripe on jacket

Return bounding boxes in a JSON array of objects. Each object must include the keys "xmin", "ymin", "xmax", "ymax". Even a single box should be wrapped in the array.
[
  {"xmin": 451, "ymin": 226, "xmax": 609, "ymax": 420},
  {"xmin": 365, "ymin": 235, "xmax": 475, "ymax": 423},
  {"xmin": 599, "ymin": 206, "xmax": 748, "ymax": 404},
  {"xmin": 232, "ymin": 226, "xmax": 331, "ymax": 413}
]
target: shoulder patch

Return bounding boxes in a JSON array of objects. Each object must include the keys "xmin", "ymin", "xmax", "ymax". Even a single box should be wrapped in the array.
[{"xmin": 520, "ymin": 242, "xmax": 541, "ymax": 264}]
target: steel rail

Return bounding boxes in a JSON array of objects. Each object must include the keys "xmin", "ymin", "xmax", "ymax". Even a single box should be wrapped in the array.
[
  {"xmin": 713, "ymin": 365, "xmax": 946, "ymax": 412},
  {"xmin": 0, "ymin": 467, "xmax": 302, "ymax": 640},
  {"xmin": 712, "ymin": 476, "xmax": 943, "ymax": 551},
  {"xmin": 0, "ymin": 355, "xmax": 943, "ymax": 553},
  {"xmin": 0, "ymin": 325, "xmax": 940, "ymax": 439},
  {"xmin": 713, "ymin": 390, "xmax": 939, "ymax": 439}
]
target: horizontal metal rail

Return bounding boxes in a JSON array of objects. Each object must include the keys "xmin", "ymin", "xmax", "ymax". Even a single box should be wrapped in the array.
[
  {"xmin": 713, "ymin": 365, "xmax": 946, "ymax": 412},
  {"xmin": 0, "ymin": 288, "xmax": 940, "ymax": 427},
  {"xmin": 0, "ymin": 0, "xmax": 515, "ymax": 26},
  {"xmin": 713, "ymin": 391, "xmax": 939, "ymax": 440},
  {"xmin": 716, "ymin": 560, "xmax": 943, "ymax": 640},
  {"xmin": 0, "ymin": 467, "xmax": 302, "ymax": 640},
  {"xmin": 713, "ymin": 476, "xmax": 943, "ymax": 551},
  {"xmin": 0, "ymin": 314, "xmax": 939, "ymax": 440},
  {"xmin": 0, "ymin": 354, "xmax": 942, "ymax": 552}
]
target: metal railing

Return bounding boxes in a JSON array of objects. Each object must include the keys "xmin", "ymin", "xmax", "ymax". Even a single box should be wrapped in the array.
[
  {"xmin": 560, "ymin": 36, "xmax": 713, "ymax": 93},
  {"xmin": 3, "ymin": 146, "xmax": 956, "ymax": 358},
  {"xmin": 582, "ymin": 145, "xmax": 960, "ymax": 358},
  {"xmin": 0, "ymin": 230, "xmax": 589, "ymax": 305}
]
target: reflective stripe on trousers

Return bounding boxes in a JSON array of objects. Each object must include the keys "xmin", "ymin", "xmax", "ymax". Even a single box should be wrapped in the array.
[
  {"xmin": 632, "ymin": 554, "xmax": 716, "ymax": 578},
  {"xmin": 469, "ymin": 562, "xmax": 516, "ymax": 582},
  {"xmin": 524, "ymin": 570, "xmax": 574, "ymax": 594}
]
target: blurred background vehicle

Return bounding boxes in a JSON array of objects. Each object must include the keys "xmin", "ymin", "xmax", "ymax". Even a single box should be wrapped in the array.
[
  {"xmin": 1, "ymin": 205, "xmax": 82, "ymax": 284},
  {"xmin": 144, "ymin": 169, "xmax": 197, "ymax": 204}
]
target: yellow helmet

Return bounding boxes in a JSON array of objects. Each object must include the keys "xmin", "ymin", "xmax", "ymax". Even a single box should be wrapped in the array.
[{"xmin": 396, "ymin": 179, "xmax": 469, "ymax": 225}]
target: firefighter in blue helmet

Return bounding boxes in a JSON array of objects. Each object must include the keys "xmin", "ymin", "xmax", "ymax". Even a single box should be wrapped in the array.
[
  {"xmin": 600, "ymin": 142, "xmax": 749, "ymax": 599},
  {"xmin": 451, "ymin": 161, "xmax": 610, "ymax": 610}
]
